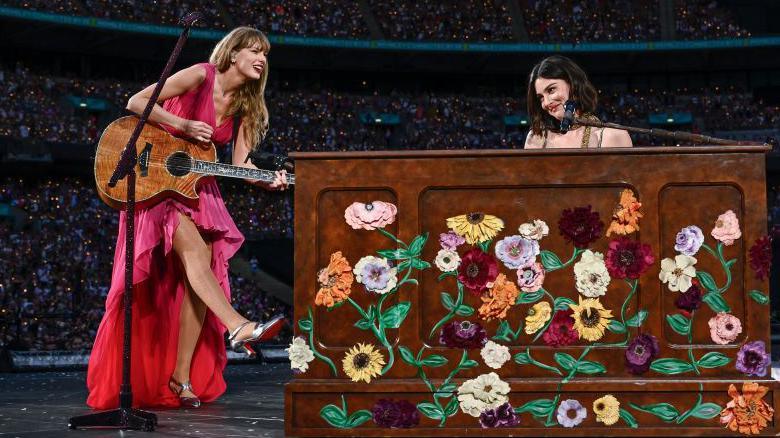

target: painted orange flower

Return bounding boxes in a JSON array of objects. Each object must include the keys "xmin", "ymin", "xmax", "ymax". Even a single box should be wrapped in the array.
[
  {"xmin": 720, "ymin": 382, "xmax": 774, "ymax": 435},
  {"xmin": 606, "ymin": 189, "xmax": 642, "ymax": 236},
  {"xmin": 315, "ymin": 251, "xmax": 354, "ymax": 308},
  {"xmin": 478, "ymin": 273, "xmax": 519, "ymax": 320}
]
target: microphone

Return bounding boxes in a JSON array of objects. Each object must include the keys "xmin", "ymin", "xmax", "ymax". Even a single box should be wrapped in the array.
[{"xmin": 560, "ymin": 100, "xmax": 576, "ymax": 133}]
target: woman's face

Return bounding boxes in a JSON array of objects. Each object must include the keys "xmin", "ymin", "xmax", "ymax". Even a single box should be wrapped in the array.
[
  {"xmin": 233, "ymin": 42, "xmax": 267, "ymax": 80},
  {"xmin": 534, "ymin": 77, "xmax": 570, "ymax": 121}
]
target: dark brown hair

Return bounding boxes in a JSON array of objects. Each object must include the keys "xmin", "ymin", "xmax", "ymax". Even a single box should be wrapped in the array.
[{"xmin": 527, "ymin": 55, "xmax": 598, "ymax": 136}]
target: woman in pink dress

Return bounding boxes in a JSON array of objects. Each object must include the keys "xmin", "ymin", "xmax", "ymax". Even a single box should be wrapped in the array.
[{"xmin": 86, "ymin": 27, "xmax": 287, "ymax": 410}]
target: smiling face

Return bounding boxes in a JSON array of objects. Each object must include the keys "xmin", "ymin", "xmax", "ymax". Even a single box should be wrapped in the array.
[
  {"xmin": 232, "ymin": 42, "xmax": 267, "ymax": 81},
  {"xmin": 534, "ymin": 77, "xmax": 571, "ymax": 121}
]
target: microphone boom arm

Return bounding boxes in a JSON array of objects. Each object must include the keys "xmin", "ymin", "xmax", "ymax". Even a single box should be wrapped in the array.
[{"xmin": 573, "ymin": 117, "xmax": 766, "ymax": 146}]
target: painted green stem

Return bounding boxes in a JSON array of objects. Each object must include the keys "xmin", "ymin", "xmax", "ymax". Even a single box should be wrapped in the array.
[
  {"xmin": 306, "ymin": 306, "xmax": 338, "ymax": 376},
  {"xmin": 429, "ymin": 283, "xmax": 464, "ymax": 339},
  {"xmin": 701, "ymin": 243, "xmax": 732, "ymax": 294},
  {"xmin": 346, "ymin": 297, "xmax": 395, "ymax": 374}
]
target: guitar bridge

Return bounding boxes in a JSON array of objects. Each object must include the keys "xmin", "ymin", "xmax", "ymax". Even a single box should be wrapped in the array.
[{"xmin": 138, "ymin": 142, "xmax": 153, "ymax": 177}]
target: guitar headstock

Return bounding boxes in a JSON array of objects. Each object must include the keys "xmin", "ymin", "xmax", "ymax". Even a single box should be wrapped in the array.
[{"xmin": 179, "ymin": 11, "xmax": 203, "ymax": 27}]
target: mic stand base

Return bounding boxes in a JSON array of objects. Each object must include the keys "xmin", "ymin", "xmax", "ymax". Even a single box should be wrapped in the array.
[{"xmin": 68, "ymin": 408, "xmax": 157, "ymax": 431}]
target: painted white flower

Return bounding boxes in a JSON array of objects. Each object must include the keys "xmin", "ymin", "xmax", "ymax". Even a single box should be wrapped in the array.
[
  {"xmin": 353, "ymin": 255, "xmax": 398, "ymax": 294},
  {"xmin": 434, "ymin": 249, "xmax": 461, "ymax": 272},
  {"xmin": 457, "ymin": 372, "xmax": 511, "ymax": 417},
  {"xmin": 480, "ymin": 340, "xmax": 511, "ymax": 370},
  {"xmin": 658, "ymin": 254, "xmax": 697, "ymax": 292},
  {"xmin": 518, "ymin": 219, "xmax": 550, "ymax": 241},
  {"xmin": 573, "ymin": 250, "xmax": 611, "ymax": 298},
  {"xmin": 285, "ymin": 336, "xmax": 315, "ymax": 373}
]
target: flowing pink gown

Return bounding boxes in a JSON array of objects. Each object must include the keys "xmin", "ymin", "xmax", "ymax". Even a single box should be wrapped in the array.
[{"xmin": 86, "ymin": 63, "xmax": 244, "ymax": 409}]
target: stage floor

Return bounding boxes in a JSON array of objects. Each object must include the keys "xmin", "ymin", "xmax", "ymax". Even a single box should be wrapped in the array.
[{"xmin": 0, "ymin": 362, "xmax": 291, "ymax": 437}]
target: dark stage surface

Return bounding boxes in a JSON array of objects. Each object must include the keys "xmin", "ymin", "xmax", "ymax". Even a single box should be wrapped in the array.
[{"xmin": 0, "ymin": 363, "xmax": 291, "ymax": 437}]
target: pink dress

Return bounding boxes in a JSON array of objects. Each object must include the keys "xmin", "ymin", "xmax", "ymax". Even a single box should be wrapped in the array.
[{"xmin": 86, "ymin": 63, "xmax": 244, "ymax": 409}]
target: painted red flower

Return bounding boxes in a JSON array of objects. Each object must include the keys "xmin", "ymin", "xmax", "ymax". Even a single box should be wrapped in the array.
[
  {"xmin": 605, "ymin": 237, "xmax": 655, "ymax": 279},
  {"xmin": 558, "ymin": 205, "xmax": 604, "ymax": 249},
  {"xmin": 542, "ymin": 311, "xmax": 578, "ymax": 347},
  {"xmin": 457, "ymin": 248, "xmax": 499, "ymax": 296},
  {"xmin": 749, "ymin": 235, "xmax": 772, "ymax": 281}
]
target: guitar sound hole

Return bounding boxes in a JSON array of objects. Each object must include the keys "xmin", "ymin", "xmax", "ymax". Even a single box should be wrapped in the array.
[{"xmin": 166, "ymin": 152, "xmax": 192, "ymax": 177}]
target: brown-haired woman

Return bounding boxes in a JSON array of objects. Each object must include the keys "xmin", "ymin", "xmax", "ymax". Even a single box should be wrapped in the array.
[{"xmin": 524, "ymin": 55, "xmax": 632, "ymax": 149}]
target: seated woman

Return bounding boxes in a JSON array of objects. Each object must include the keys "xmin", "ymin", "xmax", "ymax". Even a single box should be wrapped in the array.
[{"xmin": 524, "ymin": 55, "xmax": 633, "ymax": 149}]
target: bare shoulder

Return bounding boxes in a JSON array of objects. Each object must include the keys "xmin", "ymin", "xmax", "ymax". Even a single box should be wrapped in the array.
[
  {"xmin": 524, "ymin": 131, "xmax": 544, "ymax": 149},
  {"xmin": 601, "ymin": 127, "xmax": 633, "ymax": 148}
]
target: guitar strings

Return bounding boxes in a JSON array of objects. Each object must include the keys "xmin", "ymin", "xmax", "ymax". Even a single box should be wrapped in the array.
[{"xmin": 94, "ymin": 151, "xmax": 284, "ymax": 177}]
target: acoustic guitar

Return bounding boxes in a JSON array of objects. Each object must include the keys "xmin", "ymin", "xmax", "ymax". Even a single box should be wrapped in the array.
[{"xmin": 94, "ymin": 116, "xmax": 295, "ymax": 210}]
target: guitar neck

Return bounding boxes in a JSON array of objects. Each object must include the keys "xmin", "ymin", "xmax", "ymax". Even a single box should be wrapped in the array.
[{"xmin": 191, "ymin": 160, "xmax": 295, "ymax": 185}]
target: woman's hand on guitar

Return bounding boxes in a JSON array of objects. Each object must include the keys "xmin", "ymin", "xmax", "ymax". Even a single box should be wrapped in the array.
[
  {"xmin": 257, "ymin": 170, "xmax": 289, "ymax": 191},
  {"xmin": 181, "ymin": 119, "xmax": 214, "ymax": 145}
]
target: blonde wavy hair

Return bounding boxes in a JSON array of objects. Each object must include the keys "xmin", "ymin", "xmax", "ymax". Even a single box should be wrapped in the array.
[{"xmin": 209, "ymin": 27, "xmax": 270, "ymax": 151}]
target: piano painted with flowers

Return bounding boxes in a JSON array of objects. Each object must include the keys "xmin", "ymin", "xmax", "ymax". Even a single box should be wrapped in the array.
[{"xmin": 284, "ymin": 146, "xmax": 778, "ymax": 436}]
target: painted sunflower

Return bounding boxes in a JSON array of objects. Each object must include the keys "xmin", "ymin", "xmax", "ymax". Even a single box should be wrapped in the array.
[
  {"xmin": 342, "ymin": 343, "xmax": 385, "ymax": 383},
  {"xmin": 568, "ymin": 296, "xmax": 613, "ymax": 342},
  {"xmin": 447, "ymin": 212, "xmax": 504, "ymax": 245},
  {"xmin": 593, "ymin": 394, "xmax": 620, "ymax": 426}
]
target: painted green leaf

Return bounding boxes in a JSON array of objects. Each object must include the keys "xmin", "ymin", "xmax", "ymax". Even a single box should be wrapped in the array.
[
  {"xmin": 540, "ymin": 250, "xmax": 563, "ymax": 271},
  {"xmin": 554, "ymin": 353, "xmax": 577, "ymax": 372},
  {"xmin": 437, "ymin": 271, "xmax": 457, "ymax": 281},
  {"xmin": 298, "ymin": 318, "xmax": 312, "ymax": 332},
  {"xmin": 516, "ymin": 290, "xmax": 544, "ymax": 304},
  {"xmin": 608, "ymin": 320, "xmax": 627, "ymax": 334},
  {"xmin": 408, "ymin": 233, "xmax": 428, "ymax": 256},
  {"xmin": 749, "ymin": 290, "xmax": 770, "ymax": 305},
  {"xmin": 440, "ymin": 292, "xmax": 456, "ymax": 311},
  {"xmin": 477, "ymin": 240, "xmax": 492, "ymax": 253},
  {"xmin": 666, "ymin": 314, "xmax": 691, "ymax": 336},
  {"xmin": 320, "ymin": 404, "xmax": 348, "ymax": 428},
  {"xmin": 514, "ymin": 398, "xmax": 555, "ymax": 417},
  {"xmin": 411, "ymin": 258, "xmax": 431, "ymax": 270},
  {"xmin": 696, "ymin": 352, "xmax": 730, "ymax": 369},
  {"xmin": 353, "ymin": 319, "xmax": 372, "ymax": 330},
  {"xmin": 417, "ymin": 402, "xmax": 443, "ymax": 420},
  {"xmin": 625, "ymin": 309, "xmax": 648, "ymax": 327},
  {"xmin": 690, "ymin": 402, "xmax": 722, "ymax": 420},
  {"xmin": 380, "ymin": 302, "xmax": 411, "ymax": 329},
  {"xmin": 345, "ymin": 410, "xmax": 373, "ymax": 428},
  {"xmin": 444, "ymin": 398, "xmax": 459, "ymax": 417},
  {"xmin": 377, "ymin": 248, "xmax": 408, "ymax": 260},
  {"xmin": 702, "ymin": 292, "xmax": 731, "ymax": 313},
  {"xmin": 454, "ymin": 304, "xmax": 475, "ymax": 317},
  {"xmin": 325, "ymin": 300, "xmax": 346, "ymax": 311},
  {"xmin": 420, "ymin": 354, "xmax": 448, "ymax": 368},
  {"xmin": 696, "ymin": 271, "xmax": 718, "ymax": 292},
  {"xmin": 494, "ymin": 320, "xmax": 513, "ymax": 342},
  {"xmin": 576, "ymin": 360, "xmax": 607, "ymax": 375},
  {"xmin": 619, "ymin": 408, "xmax": 639, "ymax": 428},
  {"xmin": 462, "ymin": 359, "xmax": 479, "ymax": 369},
  {"xmin": 553, "ymin": 296, "xmax": 575, "ymax": 311},
  {"xmin": 629, "ymin": 402, "xmax": 679, "ymax": 422},
  {"xmin": 397, "ymin": 260, "xmax": 411, "ymax": 271},
  {"xmin": 436, "ymin": 383, "xmax": 458, "ymax": 398},
  {"xmin": 650, "ymin": 358, "xmax": 695, "ymax": 375},
  {"xmin": 398, "ymin": 346, "xmax": 417, "ymax": 366},
  {"xmin": 513, "ymin": 351, "xmax": 531, "ymax": 365}
]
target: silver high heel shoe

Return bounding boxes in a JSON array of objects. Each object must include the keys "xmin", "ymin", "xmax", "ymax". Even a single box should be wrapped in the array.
[{"xmin": 228, "ymin": 315, "xmax": 286, "ymax": 357}]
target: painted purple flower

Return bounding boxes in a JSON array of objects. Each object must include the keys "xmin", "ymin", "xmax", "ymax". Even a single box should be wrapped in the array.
[
  {"xmin": 556, "ymin": 399, "xmax": 587, "ymax": 428},
  {"xmin": 353, "ymin": 256, "xmax": 398, "ymax": 294},
  {"xmin": 736, "ymin": 341, "xmax": 771, "ymax": 377},
  {"xmin": 516, "ymin": 260, "xmax": 545, "ymax": 292},
  {"xmin": 675, "ymin": 225, "xmax": 705, "ymax": 256},
  {"xmin": 625, "ymin": 334, "xmax": 660, "ymax": 375},
  {"xmin": 479, "ymin": 402, "xmax": 519, "ymax": 428},
  {"xmin": 440, "ymin": 231, "xmax": 466, "ymax": 250},
  {"xmin": 675, "ymin": 281, "xmax": 703, "ymax": 313},
  {"xmin": 495, "ymin": 235, "xmax": 539, "ymax": 269},
  {"xmin": 439, "ymin": 320, "xmax": 487, "ymax": 349},
  {"xmin": 371, "ymin": 399, "xmax": 420, "ymax": 428}
]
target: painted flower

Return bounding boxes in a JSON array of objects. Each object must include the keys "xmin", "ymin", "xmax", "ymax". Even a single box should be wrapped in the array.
[
  {"xmin": 457, "ymin": 248, "xmax": 499, "ymax": 296},
  {"xmin": 480, "ymin": 340, "xmax": 511, "ymax": 370},
  {"xmin": 371, "ymin": 399, "xmax": 419, "ymax": 428},
  {"xmin": 439, "ymin": 231, "xmax": 466, "ymax": 250},
  {"xmin": 675, "ymin": 225, "xmax": 704, "ymax": 256},
  {"xmin": 516, "ymin": 260, "xmax": 545, "ymax": 293},
  {"xmin": 479, "ymin": 402, "xmax": 519, "ymax": 428},
  {"xmin": 625, "ymin": 334, "xmax": 660, "ymax": 375},
  {"xmin": 573, "ymin": 250, "xmax": 611, "ymax": 297},
  {"xmin": 342, "ymin": 343, "xmax": 385, "ymax": 383},
  {"xmin": 524, "ymin": 301, "xmax": 552, "ymax": 334},
  {"xmin": 593, "ymin": 394, "xmax": 620, "ymax": 426},
  {"xmin": 518, "ymin": 219, "xmax": 549, "ymax": 241},
  {"xmin": 315, "ymin": 251, "xmax": 353, "ymax": 308},
  {"xmin": 434, "ymin": 249, "xmax": 461, "ymax": 272},
  {"xmin": 456, "ymin": 372, "xmax": 511, "ymax": 417},
  {"xmin": 344, "ymin": 201, "xmax": 397, "ymax": 230},
  {"xmin": 736, "ymin": 341, "xmax": 771, "ymax": 377},
  {"xmin": 711, "ymin": 209, "xmax": 742, "ymax": 246},
  {"xmin": 569, "ymin": 296, "xmax": 613, "ymax": 342},
  {"xmin": 556, "ymin": 399, "xmax": 587, "ymax": 428},
  {"xmin": 495, "ymin": 235, "xmax": 539, "ymax": 269},
  {"xmin": 478, "ymin": 273, "xmax": 519, "ymax": 321},
  {"xmin": 606, "ymin": 189, "xmax": 642, "ymax": 236},
  {"xmin": 439, "ymin": 320, "xmax": 488, "ymax": 349},
  {"xmin": 353, "ymin": 255, "xmax": 398, "ymax": 294},
  {"xmin": 558, "ymin": 205, "xmax": 604, "ymax": 249},
  {"xmin": 542, "ymin": 311, "xmax": 579, "ymax": 347},
  {"xmin": 749, "ymin": 235, "xmax": 772, "ymax": 281},
  {"xmin": 658, "ymin": 254, "xmax": 697, "ymax": 293},
  {"xmin": 708, "ymin": 312, "xmax": 743, "ymax": 345},
  {"xmin": 447, "ymin": 212, "xmax": 505, "ymax": 245},
  {"xmin": 720, "ymin": 382, "xmax": 774, "ymax": 435},
  {"xmin": 674, "ymin": 281, "xmax": 703, "ymax": 313},
  {"xmin": 285, "ymin": 336, "xmax": 315, "ymax": 373},
  {"xmin": 605, "ymin": 237, "xmax": 655, "ymax": 280}
]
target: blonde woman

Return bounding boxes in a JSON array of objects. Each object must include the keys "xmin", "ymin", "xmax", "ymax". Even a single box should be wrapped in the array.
[{"xmin": 87, "ymin": 27, "xmax": 287, "ymax": 410}]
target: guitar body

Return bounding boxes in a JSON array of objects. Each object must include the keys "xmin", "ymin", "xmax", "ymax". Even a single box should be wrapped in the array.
[{"xmin": 94, "ymin": 116, "xmax": 217, "ymax": 210}]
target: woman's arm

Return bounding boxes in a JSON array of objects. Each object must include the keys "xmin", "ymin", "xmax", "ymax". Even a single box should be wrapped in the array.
[
  {"xmin": 524, "ymin": 130, "xmax": 543, "ymax": 149},
  {"xmin": 231, "ymin": 122, "xmax": 288, "ymax": 191},
  {"xmin": 126, "ymin": 64, "xmax": 213, "ymax": 142},
  {"xmin": 601, "ymin": 127, "xmax": 633, "ymax": 148}
]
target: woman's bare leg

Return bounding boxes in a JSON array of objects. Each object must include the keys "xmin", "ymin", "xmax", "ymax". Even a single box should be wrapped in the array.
[{"xmin": 171, "ymin": 253, "xmax": 209, "ymax": 398}]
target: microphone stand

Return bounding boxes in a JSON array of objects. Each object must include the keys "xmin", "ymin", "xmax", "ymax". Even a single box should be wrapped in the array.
[
  {"xmin": 68, "ymin": 11, "xmax": 202, "ymax": 431},
  {"xmin": 573, "ymin": 117, "xmax": 767, "ymax": 146}
]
